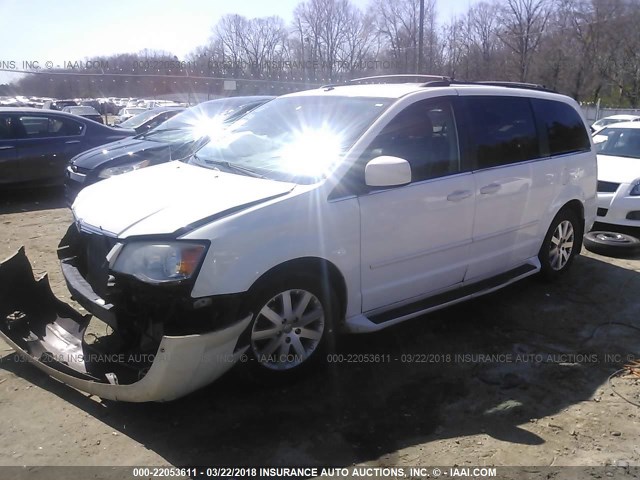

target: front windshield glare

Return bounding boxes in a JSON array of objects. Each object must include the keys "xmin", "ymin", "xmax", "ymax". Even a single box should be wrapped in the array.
[
  {"xmin": 120, "ymin": 109, "xmax": 160, "ymax": 128},
  {"xmin": 595, "ymin": 128, "xmax": 640, "ymax": 158},
  {"xmin": 188, "ymin": 96, "xmax": 391, "ymax": 183}
]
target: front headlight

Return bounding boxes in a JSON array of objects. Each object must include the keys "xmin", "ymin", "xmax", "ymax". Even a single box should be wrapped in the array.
[
  {"xmin": 98, "ymin": 159, "xmax": 150, "ymax": 179},
  {"xmin": 630, "ymin": 182, "xmax": 640, "ymax": 196},
  {"xmin": 112, "ymin": 242, "xmax": 207, "ymax": 284}
]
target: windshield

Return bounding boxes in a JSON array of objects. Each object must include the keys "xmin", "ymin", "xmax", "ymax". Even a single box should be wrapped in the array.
[
  {"xmin": 124, "ymin": 108, "xmax": 146, "ymax": 116},
  {"xmin": 119, "ymin": 109, "xmax": 166, "ymax": 128},
  {"xmin": 158, "ymin": 98, "xmax": 262, "ymax": 132},
  {"xmin": 187, "ymin": 95, "xmax": 392, "ymax": 183},
  {"xmin": 595, "ymin": 127, "xmax": 640, "ymax": 158},
  {"xmin": 594, "ymin": 117, "xmax": 638, "ymax": 128},
  {"xmin": 136, "ymin": 98, "xmax": 268, "ymax": 143}
]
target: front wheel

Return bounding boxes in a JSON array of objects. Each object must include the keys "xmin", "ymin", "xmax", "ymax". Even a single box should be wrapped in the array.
[
  {"xmin": 538, "ymin": 209, "xmax": 582, "ymax": 280},
  {"xmin": 241, "ymin": 274, "xmax": 338, "ymax": 378}
]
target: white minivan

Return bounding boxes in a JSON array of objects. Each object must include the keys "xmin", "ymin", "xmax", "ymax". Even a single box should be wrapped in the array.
[{"xmin": 0, "ymin": 78, "xmax": 597, "ymax": 401}]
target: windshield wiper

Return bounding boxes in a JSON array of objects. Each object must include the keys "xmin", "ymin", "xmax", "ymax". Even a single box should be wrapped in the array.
[{"xmin": 193, "ymin": 155, "xmax": 267, "ymax": 179}]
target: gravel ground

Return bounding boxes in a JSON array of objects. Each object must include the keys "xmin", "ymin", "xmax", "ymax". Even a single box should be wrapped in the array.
[{"xmin": 1, "ymin": 188, "xmax": 639, "ymax": 476}]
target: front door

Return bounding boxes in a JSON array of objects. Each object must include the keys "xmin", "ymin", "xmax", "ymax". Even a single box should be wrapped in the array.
[{"xmin": 358, "ymin": 96, "xmax": 475, "ymax": 312}]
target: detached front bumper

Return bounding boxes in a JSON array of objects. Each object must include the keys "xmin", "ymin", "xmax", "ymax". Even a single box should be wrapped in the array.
[{"xmin": 0, "ymin": 248, "xmax": 250, "ymax": 402}]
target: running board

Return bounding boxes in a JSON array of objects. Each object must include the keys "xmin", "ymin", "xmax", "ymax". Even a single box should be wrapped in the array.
[{"xmin": 345, "ymin": 261, "xmax": 539, "ymax": 333}]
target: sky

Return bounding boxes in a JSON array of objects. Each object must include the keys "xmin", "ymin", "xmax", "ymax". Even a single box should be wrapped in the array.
[{"xmin": 0, "ymin": 0, "xmax": 477, "ymax": 85}]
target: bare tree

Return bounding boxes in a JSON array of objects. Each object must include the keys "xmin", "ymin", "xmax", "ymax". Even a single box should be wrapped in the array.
[
  {"xmin": 293, "ymin": 0, "xmax": 360, "ymax": 79},
  {"xmin": 497, "ymin": 0, "xmax": 551, "ymax": 82}
]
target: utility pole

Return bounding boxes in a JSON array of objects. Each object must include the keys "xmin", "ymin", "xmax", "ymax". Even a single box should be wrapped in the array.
[{"xmin": 417, "ymin": 0, "xmax": 424, "ymax": 74}]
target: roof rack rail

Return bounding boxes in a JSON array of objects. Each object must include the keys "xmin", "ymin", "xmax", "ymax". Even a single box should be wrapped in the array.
[
  {"xmin": 319, "ymin": 76, "xmax": 557, "ymax": 93},
  {"xmin": 349, "ymin": 74, "xmax": 451, "ymax": 84},
  {"xmin": 469, "ymin": 81, "xmax": 556, "ymax": 93}
]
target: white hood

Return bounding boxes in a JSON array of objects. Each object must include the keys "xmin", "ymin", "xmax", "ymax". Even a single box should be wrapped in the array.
[
  {"xmin": 597, "ymin": 154, "xmax": 640, "ymax": 184},
  {"xmin": 72, "ymin": 162, "xmax": 295, "ymax": 237}
]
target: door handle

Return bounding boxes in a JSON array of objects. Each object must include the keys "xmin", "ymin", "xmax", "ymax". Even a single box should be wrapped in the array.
[
  {"xmin": 447, "ymin": 190, "xmax": 472, "ymax": 202},
  {"xmin": 65, "ymin": 140, "xmax": 81, "ymax": 144},
  {"xmin": 480, "ymin": 183, "xmax": 501, "ymax": 194},
  {"xmin": 0, "ymin": 145, "xmax": 15, "ymax": 150}
]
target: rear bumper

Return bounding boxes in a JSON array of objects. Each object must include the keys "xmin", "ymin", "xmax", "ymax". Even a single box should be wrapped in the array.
[{"xmin": 0, "ymin": 248, "xmax": 250, "ymax": 402}]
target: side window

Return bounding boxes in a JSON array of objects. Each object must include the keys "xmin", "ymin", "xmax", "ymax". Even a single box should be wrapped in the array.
[
  {"xmin": 49, "ymin": 117, "xmax": 84, "ymax": 136},
  {"xmin": 17, "ymin": 116, "xmax": 50, "ymax": 137},
  {"xmin": 0, "ymin": 115, "xmax": 15, "ymax": 140},
  {"xmin": 364, "ymin": 98, "xmax": 460, "ymax": 182},
  {"xmin": 531, "ymin": 99, "xmax": 590, "ymax": 155},
  {"xmin": 464, "ymin": 96, "xmax": 539, "ymax": 169},
  {"xmin": 16, "ymin": 116, "xmax": 84, "ymax": 138}
]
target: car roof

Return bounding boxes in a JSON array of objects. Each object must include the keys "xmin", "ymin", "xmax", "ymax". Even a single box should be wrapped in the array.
[
  {"xmin": 600, "ymin": 121, "xmax": 640, "ymax": 129},
  {"xmin": 600, "ymin": 114, "xmax": 640, "ymax": 120},
  {"xmin": 282, "ymin": 82, "xmax": 569, "ymax": 101},
  {"xmin": 0, "ymin": 107, "xmax": 88, "ymax": 117}
]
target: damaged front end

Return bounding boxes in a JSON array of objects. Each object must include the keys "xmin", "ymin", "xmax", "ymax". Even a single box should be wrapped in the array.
[{"xmin": 0, "ymin": 244, "xmax": 250, "ymax": 402}]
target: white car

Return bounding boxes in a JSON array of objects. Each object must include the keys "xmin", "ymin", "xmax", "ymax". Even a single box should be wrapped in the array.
[
  {"xmin": 591, "ymin": 114, "xmax": 640, "ymax": 133},
  {"xmin": 593, "ymin": 122, "xmax": 640, "ymax": 227},
  {"xmin": 115, "ymin": 107, "xmax": 147, "ymax": 124},
  {"xmin": 586, "ymin": 122, "xmax": 640, "ymax": 254},
  {"xmin": 0, "ymin": 78, "xmax": 597, "ymax": 401}
]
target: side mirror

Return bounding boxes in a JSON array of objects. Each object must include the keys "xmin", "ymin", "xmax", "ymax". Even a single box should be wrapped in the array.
[{"xmin": 365, "ymin": 156, "xmax": 411, "ymax": 187}]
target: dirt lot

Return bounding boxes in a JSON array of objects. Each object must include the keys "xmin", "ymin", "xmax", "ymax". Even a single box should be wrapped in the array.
[{"xmin": 1, "ymin": 188, "xmax": 640, "ymax": 475}]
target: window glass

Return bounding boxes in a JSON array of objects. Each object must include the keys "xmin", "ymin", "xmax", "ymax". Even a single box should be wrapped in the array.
[
  {"xmin": 531, "ymin": 99, "xmax": 590, "ymax": 155},
  {"xmin": 49, "ymin": 117, "xmax": 84, "ymax": 136},
  {"xmin": 465, "ymin": 96, "xmax": 539, "ymax": 168},
  {"xmin": 17, "ymin": 116, "xmax": 83, "ymax": 137},
  {"xmin": 189, "ymin": 96, "xmax": 392, "ymax": 183},
  {"xmin": 0, "ymin": 116, "xmax": 14, "ymax": 140},
  {"xmin": 363, "ymin": 98, "xmax": 460, "ymax": 182},
  {"xmin": 595, "ymin": 127, "xmax": 640, "ymax": 159}
]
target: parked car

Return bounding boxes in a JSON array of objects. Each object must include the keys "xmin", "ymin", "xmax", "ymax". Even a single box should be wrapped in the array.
[
  {"xmin": 0, "ymin": 107, "xmax": 135, "ymax": 187},
  {"xmin": 112, "ymin": 106, "xmax": 184, "ymax": 134},
  {"xmin": 64, "ymin": 96, "xmax": 274, "ymax": 202},
  {"xmin": 114, "ymin": 107, "xmax": 147, "ymax": 123},
  {"xmin": 586, "ymin": 121, "xmax": 640, "ymax": 255},
  {"xmin": 61, "ymin": 105, "xmax": 104, "ymax": 124},
  {"xmin": 43, "ymin": 99, "xmax": 78, "ymax": 111},
  {"xmin": 591, "ymin": 114, "xmax": 640, "ymax": 133},
  {"xmin": 0, "ymin": 79, "xmax": 596, "ymax": 402}
]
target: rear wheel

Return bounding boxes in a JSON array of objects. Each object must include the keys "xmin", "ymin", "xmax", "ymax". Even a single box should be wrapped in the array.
[{"xmin": 539, "ymin": 209, "xmax": 582, "ymax": 280}]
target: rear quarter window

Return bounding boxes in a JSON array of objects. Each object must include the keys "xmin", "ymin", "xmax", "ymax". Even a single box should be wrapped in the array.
[{"xmin": 531, "ymin": 99, "xmax": 590, "ymax": 156}]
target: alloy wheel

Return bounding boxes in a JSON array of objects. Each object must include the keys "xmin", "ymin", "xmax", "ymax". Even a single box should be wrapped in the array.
[
  {"xmin": 250, "ymin": 289, "xmax": 325, "ymax": 370},
  {"xmin": 549, "ymin": 220, "xmax": 575, "ymax": 271}
]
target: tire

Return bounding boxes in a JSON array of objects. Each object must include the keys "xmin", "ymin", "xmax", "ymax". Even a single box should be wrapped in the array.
[
  {"xmin": 239, "ymin": 273, "xmax": 339, "ymax": 380},
  {"xmin": 583, "ymin": 231, "xmax": 640, "ymax": 257},
  {"xmin": 538, "ymin": 208, "xmax": 582, "ymax": 280}
]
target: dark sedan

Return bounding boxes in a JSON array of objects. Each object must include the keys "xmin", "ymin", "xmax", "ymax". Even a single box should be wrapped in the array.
[
  {"xmin": 0, "ymin": 108, "xmax": 135, "ymax": 188},
  {"xmin": 113, "ymin": 106, "xmax": 184, "ymax": 134},
  {"xmin": 65, "ymin": 95, "xmax": 274, "ymax": 203}
]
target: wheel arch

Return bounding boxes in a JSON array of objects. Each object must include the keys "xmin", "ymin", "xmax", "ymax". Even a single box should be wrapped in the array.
[
  {"xmin": 543, "ymin": 197, "xmax": 586, "ymax": 242},
  {"xmin": 248, "ymin": 257, "xmax": 348, "ymax": 321},
  {"xmin": 562, "ymin": 199, "xmax": 585, "ymax": 230}
]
